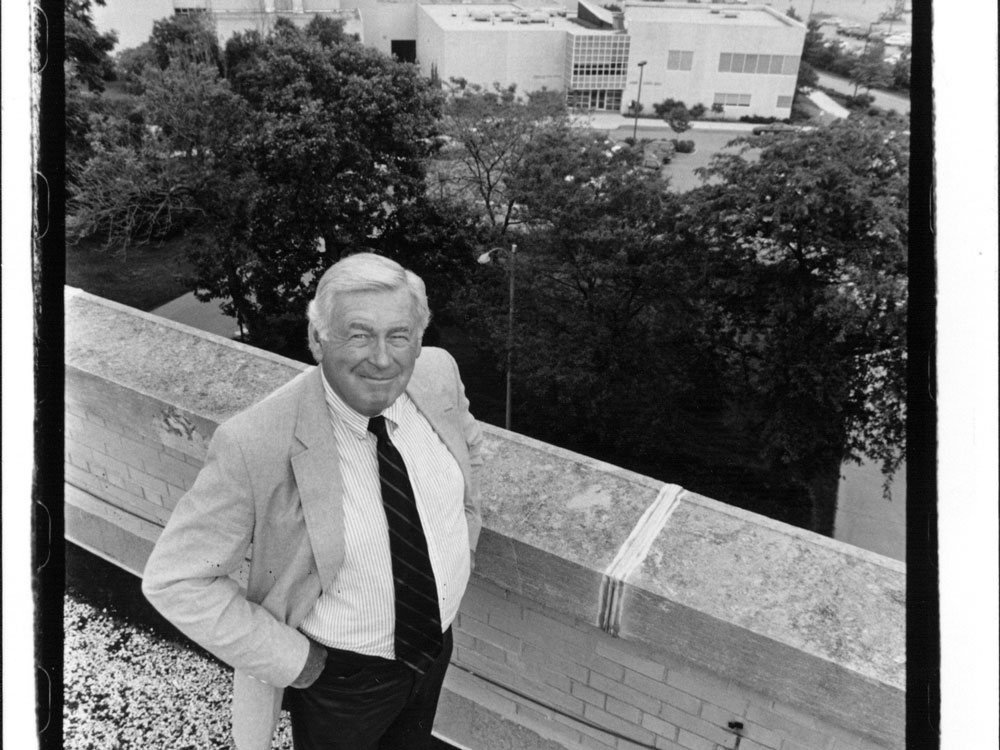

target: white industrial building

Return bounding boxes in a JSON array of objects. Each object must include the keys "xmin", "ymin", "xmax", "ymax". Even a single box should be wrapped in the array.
[{"xmin": 177, "ymin": 0, "xmax": 806, "ymax": 118}]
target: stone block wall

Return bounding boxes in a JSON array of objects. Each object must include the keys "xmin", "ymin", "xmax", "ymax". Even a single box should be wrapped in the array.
[{"xmin": 64, "ymin": 288, "xmax": 905, "ymax": 750}]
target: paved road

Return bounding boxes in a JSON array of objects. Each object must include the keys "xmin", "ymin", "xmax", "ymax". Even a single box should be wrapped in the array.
[
  {"xmin": 816, "ymin": 70, "xmax": 910, "ymax": 114},
  {"xmin": 151, "ymin": 291, "xmax": 240, "ymax": 339},
  {"xmin": 834, "ymin": 458, "xmax": 906, "ymax": 561}
]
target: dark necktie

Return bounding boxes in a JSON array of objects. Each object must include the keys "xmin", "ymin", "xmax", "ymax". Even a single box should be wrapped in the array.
[{"xmin": 368, "ymin": 415, "xmax": 443, "ymax": 674}]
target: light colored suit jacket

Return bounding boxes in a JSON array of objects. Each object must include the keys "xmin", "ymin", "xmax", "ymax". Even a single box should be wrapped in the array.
[{"xmin": 142, "ymin": 347, "xmax": 483, "ymax": 750}]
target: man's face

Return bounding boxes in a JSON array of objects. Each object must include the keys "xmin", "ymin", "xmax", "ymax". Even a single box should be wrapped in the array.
[{"xmin": 317, "ymin": 286, "xmax": 422, "ymax": 417}]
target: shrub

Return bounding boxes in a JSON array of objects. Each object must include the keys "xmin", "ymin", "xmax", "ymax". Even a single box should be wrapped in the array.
[
  {"xmin": 843, "ymin": 93, "xmax": 876, "ymax": 110},
  {"xmin": 689, "ymin": 103, "xmax": 706, "ymax": 119},
  {"xmin": 671, "ymin": 139, "xmax": 695, "ymax": 154}
]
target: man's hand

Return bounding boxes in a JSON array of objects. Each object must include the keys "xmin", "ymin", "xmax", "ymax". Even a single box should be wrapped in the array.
[{"xmin": 290, "ymin": 638, "xmax": 328, "ymax": 689}]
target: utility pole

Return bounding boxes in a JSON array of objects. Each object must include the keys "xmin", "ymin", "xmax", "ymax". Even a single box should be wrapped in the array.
[{"xmin": 631, "ymin": 60, "xmax": 647, "ymax": 141}]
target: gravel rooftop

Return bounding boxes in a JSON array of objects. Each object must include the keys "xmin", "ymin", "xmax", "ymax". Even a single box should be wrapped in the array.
[{"xmin": 63, "ymin": 546, "xmax": 457, "ymax": 750}]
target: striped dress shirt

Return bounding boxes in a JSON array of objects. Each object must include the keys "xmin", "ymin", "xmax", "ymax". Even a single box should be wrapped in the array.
[{"xmin": 298, "ymin": 373, "xmax": 471, "ymax": 659}]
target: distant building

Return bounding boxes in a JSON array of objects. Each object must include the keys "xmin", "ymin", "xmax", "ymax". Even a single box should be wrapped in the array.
[{"xmin": 175, "ymin": 0, "xmax": 805, "ymax": 118}]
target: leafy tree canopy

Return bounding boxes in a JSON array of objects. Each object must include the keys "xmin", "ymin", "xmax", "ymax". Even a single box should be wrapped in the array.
[
  {"xmin": 184, "ymin": 22, "xmax": 444, "ymax": 351},
  {"xmin": 850, "ymin": 41, "xmax": 893, "ymax": 95},
  {"xmin": 65, "ymin": 0, "xmax": 118, "ymax": 92},
  {"xmin": 679, "ymin": 117, "xmax": 908, "ymax": 529},
  {"xmin": 458, "ymin": 127, "xmax": 710, "ymax": 471},
  {"xmin": 439, "ymin": 84, "xmax": 570, "ymax": 236},
  {"xmin": 149, "ymin": 12, "xmax": 223, "ymax": 72}
]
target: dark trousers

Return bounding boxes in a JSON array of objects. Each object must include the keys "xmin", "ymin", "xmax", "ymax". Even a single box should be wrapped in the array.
[{"xmin": 285, "ymin": 629, "xmax": 453, "ymax": 750}]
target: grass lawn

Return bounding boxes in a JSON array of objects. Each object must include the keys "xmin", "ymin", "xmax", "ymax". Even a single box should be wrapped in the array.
[{"xmin": 66, "ymin": 231, "xmax": 201, "ymax": 312}]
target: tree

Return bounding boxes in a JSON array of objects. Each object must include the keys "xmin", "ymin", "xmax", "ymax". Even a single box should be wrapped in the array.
[
  {"xmin": 795, "ymin": 59, "xmax": 819, "ymax": 92},
  {"xmin": 800, "ymin": 19, "xmax": 827, "ymax": 69},
  {"xmin": 68, "ymin": 61, "xmax": 244, "ymax": 254},
  {"xmin": 890, "ymin": 48, "xmax": 911, "ymax": 90},
  {"xmin": 65, "ymin": 0, "xmax": 118, "ymax": 92},
  {"xmin": 148, "ymin": 12, "xmax": 223, "ymax": 73},
  {"xmin": 850, "ymin": 41, "xmax": 892, "ymax": 95},
  {"xmin": 681, "ymin": 118, "xmax": 909, "ymax": 532},
  {"xmin": 457, "ymin": 127, "xmax": 716, "ymax": 473},
  {"xmin": 65, "ymin": 0, "xmax": 118, "ymax": 173},
  {"xmin": 186, "ymin": 24, "xmax": 444, "ymax": 350},
  {"xmin": 438, "ymin": 84, "xmax": 569, "ymax": 237},
  {"xmin": 653, "ymin": 98, "xmax": 692, "ymax": 133},
  {"xmin": 139, "ymin": 59, "xmax": 247, "ymax": 162}
]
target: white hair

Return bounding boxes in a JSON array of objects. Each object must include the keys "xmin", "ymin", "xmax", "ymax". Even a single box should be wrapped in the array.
[{"xmin": 306, "ymin": 252, "xmax": 431, "ymax": 362}]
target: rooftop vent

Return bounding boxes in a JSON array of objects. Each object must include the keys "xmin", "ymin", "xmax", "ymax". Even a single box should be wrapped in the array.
[{"xmin": 472, "ymin": 11, "xmax": 490, "ymax": 21}]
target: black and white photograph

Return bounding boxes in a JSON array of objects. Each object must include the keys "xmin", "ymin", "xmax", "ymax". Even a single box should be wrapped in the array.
[{"xmin": 1, "ymin": 1, "xmax": 995, "ymax": 749}]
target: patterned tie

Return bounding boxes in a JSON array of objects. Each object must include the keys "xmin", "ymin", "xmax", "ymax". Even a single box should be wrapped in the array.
[{"xmin": 368, "ymin": 416, "xmax": 443, "ymax": 674}]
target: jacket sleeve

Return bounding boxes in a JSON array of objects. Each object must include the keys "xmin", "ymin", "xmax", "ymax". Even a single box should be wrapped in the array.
[
  {"xmin": 141, "ymin": 423, "xmax": 311, "ymax": 687},
  {"xmin": 448, "ymin": 351, "xmax": 484, "ymax": 551}
]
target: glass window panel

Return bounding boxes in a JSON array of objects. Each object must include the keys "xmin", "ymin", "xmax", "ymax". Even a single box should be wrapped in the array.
[
  {"xmin": 719, "ymin": 53, "xmax": 732, "ymax": 72},
  {"xmin": 769, "ymin": 55, "xmax": 784, "ymax": 74},
  {"xmin": 738, "ymin": 94, "xmax": 751, "ymax": 105},
  {"xmin": 744, "ymin": 54, "xmax": 758, "ymax": 74},
  {"xmin": 783, "ymin": 56, "xmax": 800, "ymax": 75},
  {"xmin": 757, "ymin": 55, "xmax": 770, "ymax": 73},
  {"xmin": 713, "ymin": 92, "xmax": 726, "ymax": 104},
  {"xmin": 731, "ymin": 54, "xmax": 745, "ymax": 73},
  {"xmin": 776, "ymin": 95, "xmax": 793, "ymax": 108},
  {"xmin": 681, "ymin": 51, "xmax": 693, "ymax": 70}
]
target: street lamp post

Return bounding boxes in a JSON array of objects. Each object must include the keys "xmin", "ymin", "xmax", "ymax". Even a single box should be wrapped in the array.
[
  {"xmin": 477, "ymin": 243, "xmax": 517, "ymax": 430},
  {"xmin": 631, "ymin": 60, "xmax": 647, "ymax": 141}
]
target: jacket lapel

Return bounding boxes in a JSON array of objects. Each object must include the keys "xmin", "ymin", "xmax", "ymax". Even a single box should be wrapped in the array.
[
  {"xmin": 290, "ymin": 368, "xmax": 344, "ymax": 594},
  {"xmin": 407, "ymin": 372, "xmax": 466, "ymax": 472}
]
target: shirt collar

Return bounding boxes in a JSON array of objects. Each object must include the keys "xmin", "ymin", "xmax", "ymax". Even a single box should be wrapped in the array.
[{"xmin": 320, "ymin": 369, "xmax": 409, "ymax": 440}]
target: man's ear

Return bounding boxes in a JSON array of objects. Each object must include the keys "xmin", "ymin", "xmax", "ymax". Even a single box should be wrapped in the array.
[{"xmin": 307, "ymin": 322, "xmax": 325, "ymax": 363}]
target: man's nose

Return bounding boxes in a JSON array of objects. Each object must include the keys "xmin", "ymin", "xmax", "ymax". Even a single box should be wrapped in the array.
[{"xmin": 369, "ymin": 338, "xmax": 392, "ymax": 368}]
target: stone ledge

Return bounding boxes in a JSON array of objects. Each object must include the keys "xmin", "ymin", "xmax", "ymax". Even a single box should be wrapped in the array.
[{"xmin": 65, "ymin": 288, "xmax": 905, "ymax": 746}]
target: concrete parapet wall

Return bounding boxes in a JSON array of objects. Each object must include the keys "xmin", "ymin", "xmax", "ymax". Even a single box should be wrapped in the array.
[{"xmin": 64, "ymin": 288, "xmax": 905, "ymax": 750}]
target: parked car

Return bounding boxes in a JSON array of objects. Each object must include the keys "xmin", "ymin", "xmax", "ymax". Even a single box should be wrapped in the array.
[
  {"xmin": 752, "ymin": 122, "xmax": 797, "ymax": 135},
  {"xmin": 837, "ymin": 24, "xmax": 867, "ymax": 38}
]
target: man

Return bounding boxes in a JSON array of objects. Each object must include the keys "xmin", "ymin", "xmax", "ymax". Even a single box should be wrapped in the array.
[{"xmin": 143, "ymin": 252, "xmax": 483, "ymax": 750}]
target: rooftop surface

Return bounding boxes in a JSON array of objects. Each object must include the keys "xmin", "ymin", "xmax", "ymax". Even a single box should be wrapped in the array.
[
  {"xmin": 624, "ymin": 2, "xmax": 800, "ymax": 27},
  {"xmin": 421, "ymin": 3, "xmax": 579, "ymax": 31}
]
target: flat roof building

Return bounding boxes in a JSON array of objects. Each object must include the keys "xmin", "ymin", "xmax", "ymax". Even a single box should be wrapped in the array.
[{"xmin": 179, "ymin": 0, "xmax": 805, "ymax": 118}]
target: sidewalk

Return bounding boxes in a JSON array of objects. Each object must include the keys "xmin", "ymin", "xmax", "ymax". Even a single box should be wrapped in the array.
[
  {"xmin": 575, "ymin": 111, "xmax": 757, "ymax": 133},
  {"xmin": 807, "ymin": 89, "xmax": 851, "ymax": 120}
]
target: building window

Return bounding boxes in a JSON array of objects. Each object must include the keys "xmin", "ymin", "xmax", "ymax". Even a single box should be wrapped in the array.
[
  {"xmin": 667, "ymin": 50, "xmax": 693, "ymax": 71},
  {"xmin": 719, "ymin": 53, "xmax": 799, "ymax": 75},
  {"xmin": 566, "ymin": 34, "xmax": 630, "ymax": 91},
  {"xmin": 573, "ymin": 62, "xmax": 628, "ymax": 76},
  {"xmin": 713, "ymin": 92, "xmax": 751, "ymax": 107},
  {"xmin": 776, "ymin": 95, "xmax": 793, "ymax": 108},
  {"xmin": 568, "ymin": 89, "xmax": 623, "ymax": 111},
  {"xmin": 782, "ymin": 55, "xmax": 800, "ymax": 75}
]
